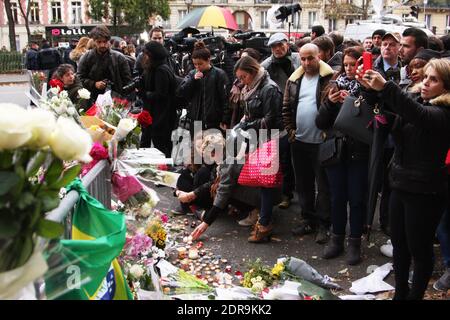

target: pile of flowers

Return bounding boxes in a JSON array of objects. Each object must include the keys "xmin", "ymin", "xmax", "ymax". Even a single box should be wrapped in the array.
[
  {"xmin": 242, "ymin": 259, "xmax": 275, "ymax": 294},
  {"xmin": 0, "ymin": 104, "xmax": 92, "ymax": 298},
  {"xmin": 145, "ymin": 214, "xmax": 168, "ymax": 250}
]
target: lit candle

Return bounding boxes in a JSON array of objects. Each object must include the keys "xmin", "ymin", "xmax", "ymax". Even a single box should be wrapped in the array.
[
  {"xmin": 177, "ymin": 247, "xmax": 187, "ymax": 259},
  {"xmin": 188, "ymin": 248, "xmax": 199, "ymax": 260}
]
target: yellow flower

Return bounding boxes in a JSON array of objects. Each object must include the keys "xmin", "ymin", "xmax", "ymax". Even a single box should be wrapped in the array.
[
  {"xmin": 271, "ymin": 262, "xmax": 285, "ymax": 277},
  {"xmin": 89, "ymin": 125, "xmax": 100, "ymax": 131}
]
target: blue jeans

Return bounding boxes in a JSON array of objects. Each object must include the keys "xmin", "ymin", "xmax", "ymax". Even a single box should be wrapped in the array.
[
  {"xmin": 259, "ymin": 187, "xmax": 274, "ymax": 226},
  {"xmin": 325, "ymin": 159, "xmax": 368, "ymax": 238}
]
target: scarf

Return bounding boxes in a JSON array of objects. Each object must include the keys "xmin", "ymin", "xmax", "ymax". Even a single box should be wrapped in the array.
[
  {"xmin": 336, "ymin": 73, "xmax": 361, "ymax": 97},
  {"xmin": 241, "ymin": 68, "xmax": 266, "ymax": 102}
]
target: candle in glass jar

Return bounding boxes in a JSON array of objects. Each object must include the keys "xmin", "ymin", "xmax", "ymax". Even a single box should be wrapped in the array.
[
  {"xmin": 177, "ymin": 247, "xmax": 187, "ymax": 259},
  {"xmin": 188, "ymin": 248, "xmax": 199, "ymax": 260}
]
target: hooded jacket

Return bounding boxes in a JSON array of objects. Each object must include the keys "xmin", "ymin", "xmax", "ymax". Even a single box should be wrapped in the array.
[
  {"xmin": 381, "ymin": 81, "xmax": 450, "ymax": 195},
  {"xmin": 282, "ymin": 60, "xmax": 335, "ymax": 142}
]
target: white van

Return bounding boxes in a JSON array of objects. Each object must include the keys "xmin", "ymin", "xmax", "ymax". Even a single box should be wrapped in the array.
[{"xmin": 344, "ymin": 18, "xmax": 434, "ymax": 42}]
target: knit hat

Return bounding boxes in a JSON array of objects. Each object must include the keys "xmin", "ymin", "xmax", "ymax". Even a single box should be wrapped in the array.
[
  {"xmin": 372, "ymin": 29, "xmax": 386, "ymax": 38},
  {"xmin": 144, "ymin": 41, "xmax": 168, "ymax": 60},
  {"xmin": 413, "ymin": 49, "xmax": 442, "ymax": 62}
]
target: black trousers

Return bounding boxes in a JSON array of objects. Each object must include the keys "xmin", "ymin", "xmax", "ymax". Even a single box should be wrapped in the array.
[
  {"xmin": 291, "ymin": 140, "xmax": 331, "ymax": 228},
  {"xmin": 280, "ymin": 135, "xmax": 295, "ymax": 199},
  {"xmin": 379, "ymin": 147, "xmax": 394, "ymax": 229},
  {"xmin": 140, "ymin": 125, "xmax": 173, "ymax": 158},
  {"xmin": 390, "ymin": 189, "xmax": 446, "ymax": 300}
]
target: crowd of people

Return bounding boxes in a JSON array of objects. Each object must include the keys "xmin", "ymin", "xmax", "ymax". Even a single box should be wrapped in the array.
[{"xmin": 23, "ymin": 24, "xmax": 450, "ymax": 299}]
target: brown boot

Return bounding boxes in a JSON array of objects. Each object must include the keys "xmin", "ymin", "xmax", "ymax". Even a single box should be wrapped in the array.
[{"xmin": 248, "ymin": 222, "xmax": 273, "ymax": 243}]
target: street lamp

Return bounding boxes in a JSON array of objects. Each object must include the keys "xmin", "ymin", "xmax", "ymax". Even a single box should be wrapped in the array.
[{"xmin": 185, "ymin": 0, "xmax": 193, "ymax": 14}]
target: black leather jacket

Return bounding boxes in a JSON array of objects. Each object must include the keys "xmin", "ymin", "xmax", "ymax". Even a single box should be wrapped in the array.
[{"xmin": 177, "ymin": 66, "xmax": 229, "ymax": 129}]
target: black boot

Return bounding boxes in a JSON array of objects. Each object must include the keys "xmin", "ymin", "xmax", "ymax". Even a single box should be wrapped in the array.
[
  {"xmin": 322, "ymin": 234, "xmax": 345, "ymax": 259},
  {"xmin": 347, "ymin": 237, "xmax": 362, "ymax": 265}
]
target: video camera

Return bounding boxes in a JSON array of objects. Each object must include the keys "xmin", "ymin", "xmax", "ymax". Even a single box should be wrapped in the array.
[{"xmin": 224, "ymin": 31, "xmax": 271, "ymax": 59}]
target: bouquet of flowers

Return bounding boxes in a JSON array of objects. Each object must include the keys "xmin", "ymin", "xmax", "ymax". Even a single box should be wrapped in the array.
[
  {"xmin": 40, "ymin": 87, "xmax": 91, "ymax": 125},
  {"xmin": 100, "ymin": 97, "xmax": 131, "ymax": 127},
  {"xmin": 242, "ymin": 259, "xmax": 274, "ymax": 293},
  {"xmin": 0, "ymin": 104, "xmax": 92, "ymax": 298},
  {"xmin": 161, "ymin": 269, "xmax": 213, "ymax": 295},
  {"xmin": 145, "ymin": 216, "xmax": 168, "ymax": 250},
  {"xmin": 31, "ymin": 71, "xmax": 46, "ymax": 93}
]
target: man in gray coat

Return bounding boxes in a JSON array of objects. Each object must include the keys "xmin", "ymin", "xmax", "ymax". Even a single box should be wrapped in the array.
[{"xmin": 261, "ymin": 32, "xmax": 299, "ymax": 210}]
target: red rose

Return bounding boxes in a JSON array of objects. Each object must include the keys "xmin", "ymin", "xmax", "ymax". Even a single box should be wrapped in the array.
[
  {"xmin": 49, "ymin": 78, "xmax": 64, "ymax": 92},
  {"xmin": 137, "ymin": 110, "xmax": 153, "ymax": 128}
]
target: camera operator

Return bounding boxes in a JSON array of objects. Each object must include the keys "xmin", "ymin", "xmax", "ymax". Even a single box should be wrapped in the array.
[
  {"xmin": 130, "ymin": 41, "xmax": 177, "ymax": 157},
  {"xmin": 77, "ymin": 25, "xmax": 132, "ymax": 103},
  {"xmin": 135, "ymin": 27, "xmax": 181, "ymax": 77}
]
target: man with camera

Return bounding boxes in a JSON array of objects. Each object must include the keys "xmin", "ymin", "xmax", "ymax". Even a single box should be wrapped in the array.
[
  {"xmin": 77, "ymin": 25, "xmax": 132, "ymax": 102},
  {"xmin": 261, "ymin": 32, "xmax": 300, "ymax": 210}
]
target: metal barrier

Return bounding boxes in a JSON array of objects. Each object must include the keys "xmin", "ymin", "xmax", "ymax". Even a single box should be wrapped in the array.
[{"xmin": 46, "ymin": 159, "xmax": 111, "ymax": 239}]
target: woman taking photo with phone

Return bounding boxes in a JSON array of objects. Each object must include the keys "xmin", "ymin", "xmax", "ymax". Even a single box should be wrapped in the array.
[
  {"xmin": 357, "ymin": 58, "xmax": 450, "ymax": 300},
  {"xmin": 315, "ymin": 46, "xmax": 369, "ymax": 265}
]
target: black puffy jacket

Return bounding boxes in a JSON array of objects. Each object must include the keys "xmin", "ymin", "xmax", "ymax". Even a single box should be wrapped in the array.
[
  {"xmin": 177, "ymin": 66, "xmax": 229, "ymax": 129},
  {"xmin": 381, "ymin": 81, "xmax": 450, "ymax": 195}
]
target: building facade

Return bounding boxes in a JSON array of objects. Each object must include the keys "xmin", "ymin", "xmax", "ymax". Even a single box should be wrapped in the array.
[{"xmin": 1, "ymin": 0, "xmax": 448, "ymax": 51}]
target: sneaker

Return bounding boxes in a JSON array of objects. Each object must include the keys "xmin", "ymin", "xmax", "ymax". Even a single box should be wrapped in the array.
[
  {"xmin": 433, "ymin": 268, "xmax": 450, "ymax": 291},
  {"xmin": 238, "ymin": 209, "xmax": 259, "ymax": 227},
  {"xmin": 408, "ymin": 270, "xmax": 414, "ymax": 285},
  {"xmin": 292, "ymin": 222, "xmax": 314, "ymax": 237},
  {"xmin": 278, "ymin": 195, "xmax": 292, "ymax": 209},
  {"xmin": 380, "ymin": 239, "xmax": 393, "ymax": 258},
  {"xmin": 315, "ymin": 225, "xmax": 330, "ymax": 244}
]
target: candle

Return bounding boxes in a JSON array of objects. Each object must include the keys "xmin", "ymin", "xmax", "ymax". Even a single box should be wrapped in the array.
[
  {"xmin": 189, "ymin": 248, "xmax": 199, "ymax": 260},
  {"xmin": 177, "ymin": 247, "xmax": 187, "ymax": 259}
]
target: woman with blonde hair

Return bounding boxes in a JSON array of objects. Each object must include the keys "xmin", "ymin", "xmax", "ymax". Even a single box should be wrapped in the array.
[
  {"xmin": 358, "ymin": 58, "xmax": 450, "ymax": 300},
  {"xmin": 69, "ymin": 36, "xmax": 91, "ymax": 65}
]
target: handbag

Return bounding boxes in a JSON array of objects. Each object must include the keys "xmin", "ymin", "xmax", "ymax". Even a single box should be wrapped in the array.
[
  {"xmin": 238, "ymin": 139, "xmax": 283, "ymax": 188},
  {"xmin": 318, "ymin": 136, "xmax": 345, "ymax": 167},
  {"xmin": 333, "ymin": 95, "xmax": 376, "ymax": 145}
]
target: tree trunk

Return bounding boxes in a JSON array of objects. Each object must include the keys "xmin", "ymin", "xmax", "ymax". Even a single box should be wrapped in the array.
[
  {"xmin": 18, "ymin": 1, "xmax": 32, "ymax": 45},
  {"xmin": 3, "ymin": 0, "xmax": 17, "ymax": 51}
]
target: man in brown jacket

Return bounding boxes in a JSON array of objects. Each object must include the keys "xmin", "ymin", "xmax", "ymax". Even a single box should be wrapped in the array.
[{"xmin": 282, "ymin": 43, "xmax": 334, "ymax": 244}]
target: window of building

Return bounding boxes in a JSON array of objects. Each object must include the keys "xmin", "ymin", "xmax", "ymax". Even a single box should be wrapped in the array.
[
  {"xmin": 446, "ymin": 15, "xmax": 450, "ymax": 29},
  {"xmin": 71, "ymin": 1, "xmax": 82, "ymax": 24},
  {"xmin": 30, "ymin": 2, "xmax": 40, "ymax": 23},
  {"xmin": 345, "ymin": 18, "xmax": 354, "ymax": 26},
  {"xmin": 292, "ymin": 11, "xmax": 301, "ymax": 29},
  {"xmin": 328, "ymin": 19, "xmax": 336, "ymax": 32},
  {"xmin": 260, "ymin": 10, "xmax": 268, "ymax": 29},
  {"xmin": 10, "ymin": 2, "xmax": 19, "ymax": 24},
  {"xmin": 308, "ymin": 11, "xmax": 317, "ymax": 29},
  {"xmin": 425, "ymin": 14, "xmax": 431, "ymax": 29},
  {"xmin": 179, "ymin": 10, "xmax": 187, "ymax": 21},
  {"xmin": 51, "ymin": 2, "xmax": 62, "ymax": 23},
  {"xmin": 235, "ymin": 11, "xmax": 245, "ymax": 30}
]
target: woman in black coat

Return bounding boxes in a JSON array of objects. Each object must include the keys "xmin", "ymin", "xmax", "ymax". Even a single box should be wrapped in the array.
[
  {"xmin": 51, "ymin": 64, "xmax": 87, "ymax": 110},
  {"xmin": 315, "ymin": 46, "xmax": 369, "ymax": 266},
  {"xmin": 234, "ymin": 55, "xmax": 284, "ymax": 243},
  {"xmin": 138, "ymin": 41, "xmax": 176, "ymax": 157},
  {"xmin": 359, "ymin": 58, "xmax": 450, "ymax": 300}
]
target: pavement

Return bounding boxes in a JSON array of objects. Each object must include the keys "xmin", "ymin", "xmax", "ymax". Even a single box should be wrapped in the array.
[{"xmin": 153, "ymin": 183, "xmax": 449, "ymax": 300}]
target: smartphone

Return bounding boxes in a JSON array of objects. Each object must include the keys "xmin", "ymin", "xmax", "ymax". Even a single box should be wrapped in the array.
[{"xmin": 362, "ymin": 52, "xmax": 373, "ymax": 73}]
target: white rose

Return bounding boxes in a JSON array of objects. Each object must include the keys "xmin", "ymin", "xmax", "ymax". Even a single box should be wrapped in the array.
[
  {"xmin": 139, "ymin": 203, "xmax": 153, "ymax": 218},
  {"xmin": 50, "ymin": 96, "xmax": 59, "ymax": 104},
  {"xmin": 67, "ymin": 106, "xmax": 76, "ymax": 116},
  {"xmin": 0, "ymin": 103, "xmax": 32, "ymax": 149},
  {"xmin": 26, "ymin": 109, "xmax": 56, "ymax": 148},
  {"xmin": 114, "ymin": 118, "xmax": 136, "ymax": 140},
  {"xmin": 49, "ymin": 117, "xmax": 93, "ymax": 162},
  {"xmin": 78, "ymin": 88, "xmax": 91, "ymax": 100},
  {"xmin": 49, "ymin": 87, "xmax": 59, "ymax": 95},
  {"xmin": 129, "ymin": 265, "xmax": 145, "ymax": 279},
  {"xmin": 59, "ymin": 90, "xmax": 69, "ymax": 99}
]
